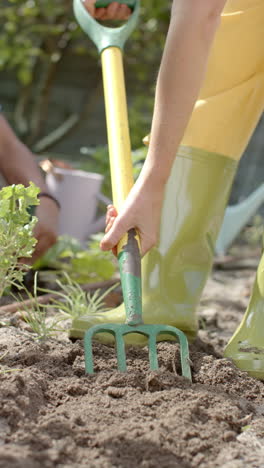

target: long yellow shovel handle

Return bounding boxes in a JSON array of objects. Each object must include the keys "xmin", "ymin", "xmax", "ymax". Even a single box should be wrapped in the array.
[
  {"xmin": 101, "ymin": 46, "xmax": 136, "ymax": 253},
  {"xmin": 101, "ymin": 47, "xmax": 133, "ymax": 207}
]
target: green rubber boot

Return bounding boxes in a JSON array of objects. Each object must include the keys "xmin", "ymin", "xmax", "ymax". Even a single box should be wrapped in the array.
[
  {"xmin": 69, "ymin": 147, "xmax": 237, "ymax": 344},
  {"xmin": 224, "ymin": 240, "xmax": 264, "ymax": 379}
]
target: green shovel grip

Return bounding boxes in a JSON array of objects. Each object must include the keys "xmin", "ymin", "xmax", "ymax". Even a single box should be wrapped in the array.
[
  {"xmin": 73, "ymin": 0, "xmax": 140, "ymax": 53},
  {"xmin": 118, "ymin": 228, "xmax": 143, "ymax": 326},
  {"xmin": 95, "ymin": 0, "xmax": 135, "ymax": 8}
]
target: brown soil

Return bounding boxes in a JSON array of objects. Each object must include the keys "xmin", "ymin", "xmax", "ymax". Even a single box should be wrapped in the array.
[{"xmin": 0, "ymin": 250, "xmax": 264, "ymax": 468}]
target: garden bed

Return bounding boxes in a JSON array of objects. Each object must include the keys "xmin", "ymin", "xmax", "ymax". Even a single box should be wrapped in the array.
[{"xmin": 0, "ymin": 248, "xmax": 264, "ymax": 468}]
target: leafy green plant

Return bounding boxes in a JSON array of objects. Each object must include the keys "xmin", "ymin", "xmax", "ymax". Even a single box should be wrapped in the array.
[
  {"xmin": 0, "ymin": 183, "xmax": 39, "ymax": 298},
  {"xmin": 17, "ymin": 272, "xmax": 119, "ymax": 340},
  {"xmin": 18, "ymin": 273, "xmax": 64, "ymax": 341},
  {"xmin": 22, "ymin": 302, "xmax": 64, "ymax": 341},
  {"xmin": 33, "ymin": 233, "xmax": 117, "ymax": 284},
  {"xmin": 47, "ymin": 273, "xmax": 119, "ymax": 321}
]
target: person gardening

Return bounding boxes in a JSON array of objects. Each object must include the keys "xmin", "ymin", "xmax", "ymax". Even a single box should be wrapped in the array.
[
  {"xmin": 0, "ymin": 114, "xmax": 59, "ymax": 262},
  {"xmin": 76, "ymin": 0, "xmax": 264, "ymax": 379}
]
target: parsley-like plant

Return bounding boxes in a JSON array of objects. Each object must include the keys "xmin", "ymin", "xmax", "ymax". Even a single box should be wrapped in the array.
[{"xmin": 0, "ymin": 183, "xmax": 39, "ymax": 297}]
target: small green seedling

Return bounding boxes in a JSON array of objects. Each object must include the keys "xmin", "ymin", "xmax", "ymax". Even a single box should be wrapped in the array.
[
  {"xmin": 43, "ymin": 272, "xmax": 119, "ymax": 321},
  {"xmin": 18, "ymin": 272, "xmax": 119, "ymax": 340},
  {"xmin": 18, "ymin": 273, "xmax": 64, "ymax": 341}
]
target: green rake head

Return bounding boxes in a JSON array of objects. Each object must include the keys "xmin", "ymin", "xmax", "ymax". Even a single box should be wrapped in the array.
[
  {"xmin": 85, "ymin": 323, "xmax": 192, "ymax": 379},
  {"xmin": 84, "ymin": 229, "xmax": 192, "ymax": 381}
]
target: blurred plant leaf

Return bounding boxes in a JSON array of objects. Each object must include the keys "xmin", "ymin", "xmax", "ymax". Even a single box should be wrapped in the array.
[{"xmin": 33, "ymin": 234, "xmax": 117, "ymax": 284}]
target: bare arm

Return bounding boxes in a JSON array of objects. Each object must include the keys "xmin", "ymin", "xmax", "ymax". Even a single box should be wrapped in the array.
[
  {"xmin": 101, "ymin": 0, "xmax": 227, "ymax": 255},
  {"xmin": 141, "ymin": 0, "xmax": 227, "ymax": 186},
  {"xmin": 0, "ymin": 115, "xmax": 58, "ymax": 261},
  {"xmin": 0, "ymin": 115, "xmax": 47, "ymax": 189}
]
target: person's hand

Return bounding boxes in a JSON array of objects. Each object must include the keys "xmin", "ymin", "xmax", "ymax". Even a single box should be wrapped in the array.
[
  {"xmin": 82, "ymin": 0, "xmax": 131, "ymax": 20},
  {"xmin": 31, "ymin": 197, "xmax": 59, "ymax": 263},
  {"xmin": 100, "ymin": 172, "xmax": 166, "ymax": 257}
]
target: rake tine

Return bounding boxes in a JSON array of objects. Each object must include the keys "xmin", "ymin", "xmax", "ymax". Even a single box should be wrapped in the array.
[
  {"xmin": 84, "ymin": 329, "xmax": 95, "ymax": 374},
  {"xmin": 116, "ymin": 331, "xmax": 127, "ymax": 372},
  {"xmin": 148, "ymin": 334, "xmax": 159, "ymax": 371},
  {"xmin": 176, "ymin": 329, "xmax": 192, "ymax": 381}
]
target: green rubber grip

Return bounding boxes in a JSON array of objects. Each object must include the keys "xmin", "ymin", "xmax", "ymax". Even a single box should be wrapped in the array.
[
  {"xmin": 118, "ymin": 228, "xmax": 143, "ymax": 326},
  {"xmin": 95, "ymin": 0, "xmax": 135, "ymax": 8},
  {"xmin": 73, "ymin": 0, "xmax": 140, "ymax": 53}
]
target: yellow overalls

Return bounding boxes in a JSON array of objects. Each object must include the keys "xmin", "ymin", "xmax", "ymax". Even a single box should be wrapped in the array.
[{"xmin": 183, "ymin": 0, "xmax": 264, "ymax": 161}]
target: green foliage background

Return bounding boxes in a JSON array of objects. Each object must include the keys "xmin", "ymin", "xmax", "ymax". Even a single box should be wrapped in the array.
[{"xmin": 0, "ymin": 0, "xmax": 170, "ymax": 149}]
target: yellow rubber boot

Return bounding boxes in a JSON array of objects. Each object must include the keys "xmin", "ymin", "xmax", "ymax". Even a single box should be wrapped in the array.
[
  {"xmin": 69, "ymin": 0, "xmax": 264, "ymax": 344},
  {"xmin": 69, "ymin": 148, "xmax": 237, "ymax": 343},
  {"xmin": 224, "ymin": 242, "xmax": 264, "ymax": 379}
]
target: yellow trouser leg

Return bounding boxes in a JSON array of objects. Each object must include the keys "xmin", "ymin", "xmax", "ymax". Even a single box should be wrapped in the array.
[{"xmin": 183, "ymin": 0, "xmax": 264, "ymax": 161}]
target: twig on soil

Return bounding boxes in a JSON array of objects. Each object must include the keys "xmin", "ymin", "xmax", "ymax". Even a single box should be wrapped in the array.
[
  {"xmin": 172, "ymin": 350, "xmax": 178, "ymax": 376},
  {"xmin": 0, "ymin": 368, "xmax": 22, "ymax": 374},
  {"xmin": 214, "ymin": 256, "xmax": 260, "ymax": 270},
  {"xmin": 0, "ymin": 351, "xmax": 22, "ymax": 373}
]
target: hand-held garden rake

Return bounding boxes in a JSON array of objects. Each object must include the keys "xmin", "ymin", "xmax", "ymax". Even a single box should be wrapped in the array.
[{"xmin": 73, "ymin": 0, "xmax": 192, "ymax": 381}]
